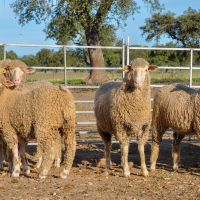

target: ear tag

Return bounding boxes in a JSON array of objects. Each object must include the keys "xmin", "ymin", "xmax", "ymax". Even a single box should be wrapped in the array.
[
  {"xmin": 0, "ymin": 69, "xmax": 4, "ymax": 74},
  {"xmin": 122, "ymin": 66, "xmax": 128, "ymax": 73}
]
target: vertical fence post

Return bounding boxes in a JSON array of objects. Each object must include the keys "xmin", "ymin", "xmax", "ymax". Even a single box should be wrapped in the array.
[
  {"xmin": 122, "ymin": 39, "xmax": 125, "ymax": 79},
  {"xmin": 3, "ymin": 44, "xmax": 6, "ymax": 60},
  {"xmin": 189, "ymin": 49, "xmax": 193, "ymax": 88},
  {"xmin": 190, "ymin": 49, "xmax": 193, "ymax": 88},
  {"xmin": 64, "ymin": 46, "xmax": 67, "ymax": 86},
  {"xmin": 127, "ymin": 37, "xmax": 129, "ymax": 65},
  {"xmin": 188, "ymin": 48, "xmax": 193, "ymax": 141}
]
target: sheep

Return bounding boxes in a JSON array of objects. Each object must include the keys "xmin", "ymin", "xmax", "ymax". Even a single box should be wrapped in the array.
[
  {"xmin": 0, "ymin": 59, "xmax": 11, "ymax": 70},
  {"xmin": 0, "ymin": 73, "xmax": 76, "ymax": 178},
  {"xmin": 150, "ymin": 83, "xmax": 200, "ymax": 172},
  {"xmin": 94, "ymin": 58, "xmax": 158, "ymax": 177},
  {"xmin": 3, "ymin": 60, "xmax": 61, "ymax": 168}
]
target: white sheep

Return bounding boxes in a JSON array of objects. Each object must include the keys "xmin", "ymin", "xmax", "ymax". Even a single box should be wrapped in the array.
[{"xmin": 94, "ymin": 58, "xmax": 157, "ymax": 177}]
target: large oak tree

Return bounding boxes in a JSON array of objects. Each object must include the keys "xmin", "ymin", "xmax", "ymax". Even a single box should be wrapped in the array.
[{"xmin": 11, "ymin": 0, "xmax": 163, "ymax": 84}]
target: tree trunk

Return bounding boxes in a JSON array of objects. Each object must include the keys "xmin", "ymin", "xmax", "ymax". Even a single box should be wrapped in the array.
[{"xmin": 82, "ymin": 30, "xmax": 109, "ymax": 85}]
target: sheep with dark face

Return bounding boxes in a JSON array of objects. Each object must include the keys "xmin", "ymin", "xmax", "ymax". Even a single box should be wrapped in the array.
[
  {"xmin": 94, "ymin": 58, "xmax": 157, "ymax": 177},
  {"xmin": 0, "ymin": 73, "xmax": 76, "ymax": 178}
]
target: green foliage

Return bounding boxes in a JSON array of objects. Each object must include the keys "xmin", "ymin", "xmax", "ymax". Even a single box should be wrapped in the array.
[
  {"xmin": 140, "ymin": 7, "xmax": 200, "ymax": 49},
  {"xmin": 10, "ymin": 0, "xmax": 163, "ymax": 46}
]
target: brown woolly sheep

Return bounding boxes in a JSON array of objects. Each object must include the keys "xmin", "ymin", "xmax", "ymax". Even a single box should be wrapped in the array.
[
  {"xmin": 3, "ymin": 60, "xmax": 61, "ymax": 169},
  {"xmin": 94, "ymin": 58, "xmax": 158, "ymax": 177},
  {"xmin": 151, "ymin": 83, "xmax": 200, "ymax": 171},
  {"xmin": 0, "ymin": 73, "xmax": 76, "ymax": 179}
]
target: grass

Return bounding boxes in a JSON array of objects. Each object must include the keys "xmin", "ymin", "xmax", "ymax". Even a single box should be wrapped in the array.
[{"xmin": 25, "ymin": 68, "xmax": 200, "ymax": 84}]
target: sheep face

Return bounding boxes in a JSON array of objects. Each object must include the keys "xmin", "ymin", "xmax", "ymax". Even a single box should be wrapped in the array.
[
  {"xmin": 5, "ymin": 66, "xmax": 35, "ymax": 86},
  {"xmin": 126, "ymin": 64, "xmax": 158, "ymax": 88},
  {"xmin": 9, "ymin": 67, "xmax": 24, "ymax": 85}
]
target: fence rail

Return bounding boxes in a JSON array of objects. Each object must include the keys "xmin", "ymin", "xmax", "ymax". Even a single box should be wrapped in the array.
[{"xmin": 1, "ymin": 37, "xmax": 199, "ymax": 142}]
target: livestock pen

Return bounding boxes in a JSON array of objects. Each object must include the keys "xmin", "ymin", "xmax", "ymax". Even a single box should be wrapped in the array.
[{"xmin": 1, "ymin": 37, "xmax": 200, "ymax": 144}]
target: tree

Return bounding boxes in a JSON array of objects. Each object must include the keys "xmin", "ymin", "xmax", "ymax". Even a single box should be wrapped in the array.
[
  {"xmin": 140, "ymin": 7, "xmax": 200, "ymax": 49},
  {"xmin": 10, "ymin": 0, "xmax": 164, "ymax": 84}
]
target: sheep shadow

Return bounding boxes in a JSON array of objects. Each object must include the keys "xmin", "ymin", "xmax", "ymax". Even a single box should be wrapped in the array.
[{"xmin": 25, "ymin": 139, "xmax": 200, "ymax": 176}]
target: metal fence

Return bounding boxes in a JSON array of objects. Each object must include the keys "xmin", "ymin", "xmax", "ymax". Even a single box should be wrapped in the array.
[{"xmin": 1, "ymin": 37, "xmax": 200, "ymax": 142}]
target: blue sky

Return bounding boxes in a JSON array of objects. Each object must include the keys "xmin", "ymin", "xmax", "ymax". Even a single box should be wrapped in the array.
[{"xmin": 0, "ymin": 0, "xmax": 199, "ymax": 56}]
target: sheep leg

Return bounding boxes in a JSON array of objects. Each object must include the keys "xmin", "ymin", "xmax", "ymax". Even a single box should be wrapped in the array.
[
  {"xmin": 98, "ymin": 128, "xmax": 112, "ymax": 168},
  {"xmin": 150, "ymin": 124, "xmax": 166, "ymax": 172},
  {"xmin": 11, "ymin": 144, "xmax": 21, "ymax": 177},
  {"xmin": 18, "ymin": 137, "xmax": 30, "ymax": 175},
  {"xmin": 137, "ymin": 128, "xmax": 149, "ymax": 177},
  {"xmin": 120, "ymin": 142, "xmax": 130, "ymax": 177},
  {"xmin": 38, "ymin": 136, "xmax": 55, "ymax": 179},
  {"xmin": 172, "ymin": 132, "xmax": 184, "ymax": 170},
  {"xmin": 53, "ymin": 130, "xmax": 61, "ymax": 168},
  {"xmin": 7, "ymin": 148, "xmax": 13, "ymax": 172},
  {"xmin": 34, "ymin": 146, "xmax": 43, "ymax": 169},
  {"xmin": 0, "ymin": 136, "xmax": 4, "ymax": 170},
  {"xmin": 60, "ymin": 128, "xmax": 76, "ymax": 179}
]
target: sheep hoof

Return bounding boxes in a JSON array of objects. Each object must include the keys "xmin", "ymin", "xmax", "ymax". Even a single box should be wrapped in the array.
[
  {"xmin": 123, "ymin": 171, "xmax": 130, "ymax": 178},
  {"xmin": 39, "ymin": 170, "xmax": 48, "ymax": 179},
  {"xmin": 12, "ymin": 171, "xmax": 20, "ymax": 178},
  {"xmin": 60, "ymin": 169, "xmax": 69, "ymax": 179},
  {"xmin": 143, "ymin": 173, "xmax": 149, "ymax": 177},
  {"xmin": 34, "ymin": 165, "xmax": 40, "ymax": 169}
]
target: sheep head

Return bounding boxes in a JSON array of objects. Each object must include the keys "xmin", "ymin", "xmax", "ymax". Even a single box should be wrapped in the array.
[
  {"xmin": 4, "ymin": 60, "xmax": 35, "ymax": 85},
  {"xmin": 124, "ymin": 58, "xmax": 158, "ymax": 88}
]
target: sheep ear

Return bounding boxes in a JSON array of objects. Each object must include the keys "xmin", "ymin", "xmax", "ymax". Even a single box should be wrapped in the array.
[
  {"xmin": 5, "ymin": 80, "xmax": 14, "ymax": 87},
  {"xmin": 3, "ymin": 68, "xmax": 7, "ymax": 73},
  {"xmin": 123, "ymin": 65, "xmax": 133, "ymax": 72},
  {"xmin": 26, "ymin": 67, "xmax": 36, "ymax": 74},
  {"xmin": 148, "ymin": 65, "xmax": 158, "ymax": 71}
]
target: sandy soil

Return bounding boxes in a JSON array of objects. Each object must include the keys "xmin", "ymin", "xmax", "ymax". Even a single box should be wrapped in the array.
[{"xmin": 0, "ymin": 85, "xmax": 200, "ymax": 199}]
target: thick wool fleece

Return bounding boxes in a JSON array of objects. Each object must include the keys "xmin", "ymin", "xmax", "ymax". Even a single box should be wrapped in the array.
[
  {"xmin": 0, "ymin": 59, "xmax": 11, "ymax": 69},
  {"xmin": 95, "ymin": 59, "xmax": 151, "ymax": 139},
  {"xmin": 152, "ymin": 83, "xmax": 198, "ymax": 142},
  {"xmin": 0, "ymin": 79, "xmax": 76, "ymax": 177},
  {"xmin": 150, "ymin": 83, "xmax": 200, "ymax": 171},
  {"xmin": 94, "ymin": 58, "xmax": 153, "ymax": 177}
]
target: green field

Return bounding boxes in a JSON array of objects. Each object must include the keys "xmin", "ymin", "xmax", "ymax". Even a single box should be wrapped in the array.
[{"xmin": 25, "ymin": 68, "xmax": 200, "ymax": 84}]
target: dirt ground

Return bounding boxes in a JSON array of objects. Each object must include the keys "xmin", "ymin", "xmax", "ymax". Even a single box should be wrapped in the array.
[{"xmin": 1, "ymin": 85, "xmax": 200, "ymax": 200}]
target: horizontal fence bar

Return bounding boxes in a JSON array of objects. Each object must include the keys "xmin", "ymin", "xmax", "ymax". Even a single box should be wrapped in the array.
[
  {"xmin": 76, "ymin": 131, "xmax": 98, "ymax": 135},
  {"xmin": 67, "ymin": 86, "xmax": 99, "ymax": 89},
  {"xmin": 0, "ymin": 43, "xmax": 122, "ymax": 49},
  {"xmin": 31, "ymin": 66, "xmax": 198, "ymax": 70},
  {"xmin": 32, "ymin": 67, "xmax": 123, "ymax": 70},
  {"xmin": 75, "ymin": 100, "xmax": 94, "ymax": 103},
  {"xmin": 76, "ymin": 122, "xmax": 96, "ymax": 125},
  {"xmin": 129, "ymin": 47, "xmax": 190, "ymax": 51},
  {"xmin": 76, "ymin": 111, "xmax": 94, "ymax": 114}
]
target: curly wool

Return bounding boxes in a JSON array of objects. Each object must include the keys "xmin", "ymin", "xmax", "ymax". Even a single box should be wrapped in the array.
[
  {"xmin": 95, "ymin": 59, "xmax": 151, "ymax": 138},
  {"xmin": 152, "ymin": 83, "xmax": 198, "ymax": 142},
  {"xmin": 0, "ymin": 77, "xmax": 76, "ymax": 177},
  {"xmin": 0, "ymin": 59, "xmax": 11, "ymax": 69}
]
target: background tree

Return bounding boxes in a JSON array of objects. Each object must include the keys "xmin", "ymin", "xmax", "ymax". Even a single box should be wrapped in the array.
[
  {"xmin": 140, "ymin": 7, "xmax": 200, "ymax": 49},
  {"xmin": 10, "ymin": 0, "xmax": 164, "ymax": 84}
]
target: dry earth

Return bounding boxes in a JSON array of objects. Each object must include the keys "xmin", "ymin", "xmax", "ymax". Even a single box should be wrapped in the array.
[{"xmin": 0, "ymin": 84, "xmax": 200, "ymax": 199}]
